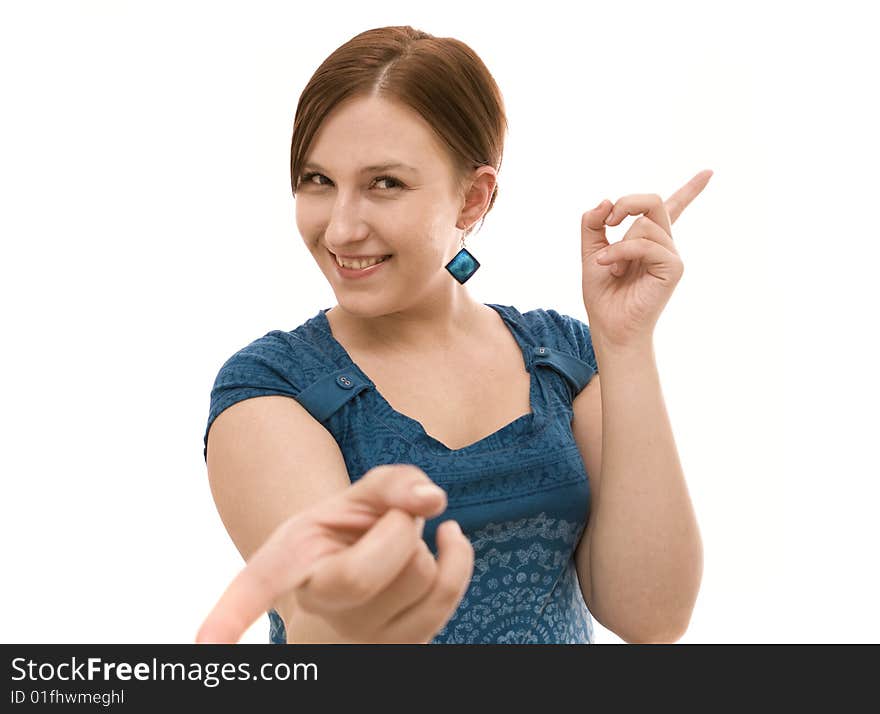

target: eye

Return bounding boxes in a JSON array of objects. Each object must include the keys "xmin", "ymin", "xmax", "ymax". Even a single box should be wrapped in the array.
[
  {"xmin": 373, "ymin": 175, "xmax": 404, "ymax": 190},
  {"xmin": 299, "ymin": 171, "xmax": 330, "ymax": 187},
  {"xmin": 298, "ymin": 172, "xmax": 405, "ymax": 191}
]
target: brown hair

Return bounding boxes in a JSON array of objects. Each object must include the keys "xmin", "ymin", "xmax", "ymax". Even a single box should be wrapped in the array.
[{"xmin": 290, "ymin": 25, "xmax": 508, "ymax": 239}]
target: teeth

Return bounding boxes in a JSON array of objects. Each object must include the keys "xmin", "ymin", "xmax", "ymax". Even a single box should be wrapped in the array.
[{"xmin": 336, "ymin": 254, "xmax": 389, "ymax": 270}]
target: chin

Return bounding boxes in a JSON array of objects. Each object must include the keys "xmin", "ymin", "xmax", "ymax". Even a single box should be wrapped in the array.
[{"xmin": 334, "ymin": 294, "xmax": 406, "ymax": 319}]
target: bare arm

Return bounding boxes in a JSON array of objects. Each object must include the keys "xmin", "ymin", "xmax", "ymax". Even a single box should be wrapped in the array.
[
  {"xmin": 585, "ymin": 335, "xmax": 703, "ymax": 643},
  {"xmin": 205, "ymin": 395, "xmax": 353, "ymax": 637}
]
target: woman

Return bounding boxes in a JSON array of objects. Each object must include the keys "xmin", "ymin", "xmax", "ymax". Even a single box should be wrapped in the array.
[{"xmin": 197, "ymin": 25, "xmax": 708, "ymax": 644}]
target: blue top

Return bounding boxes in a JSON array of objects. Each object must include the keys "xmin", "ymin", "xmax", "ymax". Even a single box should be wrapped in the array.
[{"xmin": 203, "ymin": 303, "xmax": 600, "ymax": 644}]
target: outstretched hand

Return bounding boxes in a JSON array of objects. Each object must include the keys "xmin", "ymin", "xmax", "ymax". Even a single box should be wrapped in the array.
[{"xmin": 195, "ymin": 464, "xmax": 469, "ymax": 644}]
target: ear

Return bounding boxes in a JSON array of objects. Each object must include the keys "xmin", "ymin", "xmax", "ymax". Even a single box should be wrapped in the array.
[{"xmin": 456, "ymin": 165, "xmax": 497, "ymax": 234}]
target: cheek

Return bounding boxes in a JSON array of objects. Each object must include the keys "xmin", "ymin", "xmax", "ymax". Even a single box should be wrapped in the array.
[
  {"xmin": 294, "ymin": 204, "xmax": 307, "ymax": 235},
  {"xmin": 295, "ymin": 203, "xmax": 323, "ymax": 248}
]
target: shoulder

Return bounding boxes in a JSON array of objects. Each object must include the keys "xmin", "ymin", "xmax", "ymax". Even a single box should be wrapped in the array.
[
  {"xmin": 502, "ymin": 304, "xmax": 597, "ymax": 368},
  {"xmin": 212, "ymin": 330, "xmax": 304, "ymax": 384},
  {"xmin": 204, "ymin": 312, "xmax": 336, "ymax": 460},
  {"xmin": 211, "ymin": 311, "xmax": 334, "ymax": 387}
]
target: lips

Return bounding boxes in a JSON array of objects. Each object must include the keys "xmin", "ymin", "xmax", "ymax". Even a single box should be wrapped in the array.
[
  {"xmin": 328, "ymin": 248, "xmax": 393, "ymax": 268},
  {"xmin": 334, "ymin": 253, "xmax": 391, "ymax": 260},
  {"xmin": 329, "ymin": 249, "xmax": 392, "ymax": 279},
  {"xmin": 328, "ymin": 248, "xmax": 392, "ymax": 259}
]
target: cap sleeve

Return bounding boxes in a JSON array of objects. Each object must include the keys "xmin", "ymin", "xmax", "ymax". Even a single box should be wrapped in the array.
[
  {"xmin": 542, "ymin": 309, "xmax": 599, "ymax": 393},
  {"xmin": 203, "ymin": 332, "xmax": 303, "ymax": 462}
]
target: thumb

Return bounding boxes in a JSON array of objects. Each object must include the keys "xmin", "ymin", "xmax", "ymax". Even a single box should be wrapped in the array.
[
  {"xmin": 352, "ymin": 464, "xmax": 448, "ymax": 519},
  {"xmin": 581, "ymin": 199, "xmax": 614, "ymax": 258}
]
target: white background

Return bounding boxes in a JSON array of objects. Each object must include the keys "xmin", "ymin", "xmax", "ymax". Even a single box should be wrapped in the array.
[{"xmin": 2, "ymin": 0, "xmax": 877, "ymax": 644}]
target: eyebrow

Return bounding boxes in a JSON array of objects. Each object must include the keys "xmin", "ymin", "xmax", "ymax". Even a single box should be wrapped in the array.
[{"xmin": 302, "ymin": 161, "xmax": 420, "ymax": 176}]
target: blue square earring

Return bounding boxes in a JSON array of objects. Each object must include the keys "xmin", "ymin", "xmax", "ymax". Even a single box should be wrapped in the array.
[{"xmin": 445, "ymin": 231, "xmax": 480, "ymax": 284}]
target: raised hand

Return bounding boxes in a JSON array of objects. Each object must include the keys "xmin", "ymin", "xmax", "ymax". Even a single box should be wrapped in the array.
[{"xmin": 579, "ymin": 170, "xmax": 713, "ymax": 349}]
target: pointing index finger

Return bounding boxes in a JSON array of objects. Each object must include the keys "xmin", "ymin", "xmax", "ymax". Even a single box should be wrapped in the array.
[
  {"xmin": 195, "ymin": 518, "xmax": 317, "ymax": 644},
  {"xmin": 665, "ymin": 169, "xmax": 713, "ymax": 224}
]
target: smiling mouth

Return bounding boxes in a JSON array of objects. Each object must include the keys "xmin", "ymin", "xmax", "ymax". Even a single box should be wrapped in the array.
[{"xmin": 328, "ymin": 249, "xmax": 393, "ymax": 268}]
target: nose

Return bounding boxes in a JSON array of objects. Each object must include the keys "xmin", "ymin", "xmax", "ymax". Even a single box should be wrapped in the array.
[{"xmin": 324, "ymin": 203, "xmax": 370, "ymax": 253}]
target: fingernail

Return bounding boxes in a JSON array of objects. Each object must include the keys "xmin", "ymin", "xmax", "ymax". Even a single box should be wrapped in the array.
[
  {"xmin": 413, "ymin": 483, "xmax": 443, "ymax": 499},
  {"xmin": 596, "ymin": 250, "xmax": 609, "ymax": 263},
  {"xmin": 605, "ymin": 212, "xmax": 614, "ymax": 225},
  {"xmin": 593, "ymin": 199, "xmax": 604, "ymax": 211},
  {"xmin": 446, "ymin": 520, "xmax": 462, "ymax": 536}
]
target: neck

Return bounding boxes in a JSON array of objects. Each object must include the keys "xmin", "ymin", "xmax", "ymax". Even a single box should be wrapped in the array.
[{"xmin": 326, "ymin": 295, "xmax": 486, "ymax": 355}]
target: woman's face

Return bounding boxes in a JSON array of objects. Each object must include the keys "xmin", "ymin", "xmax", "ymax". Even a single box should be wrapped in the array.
[{"xmin": 295, "ymin": 94, "xmax": 490, "ymax": 316}]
